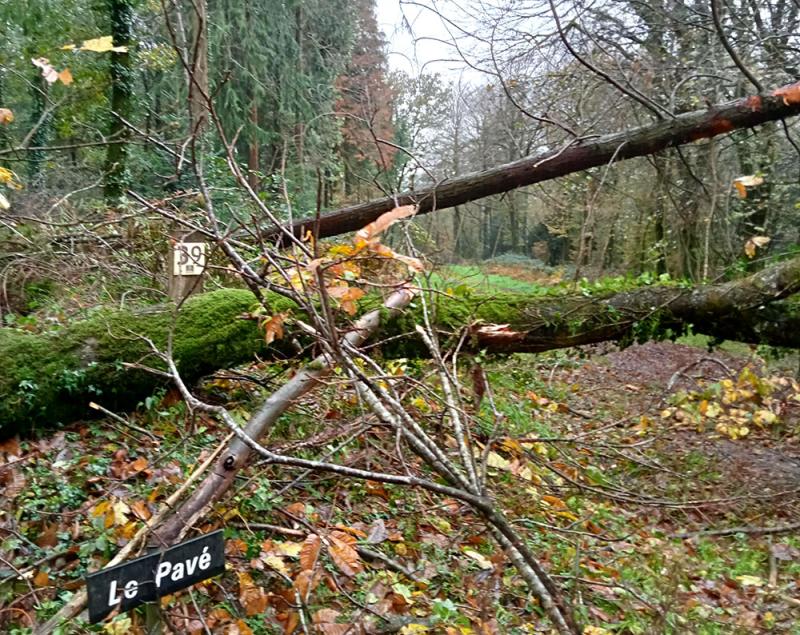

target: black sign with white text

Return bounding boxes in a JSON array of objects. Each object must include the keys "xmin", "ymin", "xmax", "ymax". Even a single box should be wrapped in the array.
[{"xmin": 86, "ymin": 530, "xmax": 224, "ymax": 624}]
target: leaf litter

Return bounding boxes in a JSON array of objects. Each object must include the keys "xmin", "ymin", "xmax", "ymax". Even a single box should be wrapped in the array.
[{"xmin": 1, "ymin": 340, "xmax": 800, "ymax": 632}]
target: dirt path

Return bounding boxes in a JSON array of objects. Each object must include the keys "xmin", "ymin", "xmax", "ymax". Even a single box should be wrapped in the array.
[{"xmin": 562, "ymin": 341, "xmax": 800, "ymax": 507}]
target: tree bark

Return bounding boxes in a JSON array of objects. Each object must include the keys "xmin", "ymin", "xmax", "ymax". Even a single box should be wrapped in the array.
[
  {"xmin": 3, "ymin": 257, "xmax": 800, "ymax": 438},
  {"xmin": 103, "ymin": 0, "xmax": 134, "ymax": 205},
  {"xmin": 188, "ymin": 0, "xmax": 209, "ymax": 137},
  {"xmin": 276, "ymin": 82, "xmax": 800, "ymax": 243}
]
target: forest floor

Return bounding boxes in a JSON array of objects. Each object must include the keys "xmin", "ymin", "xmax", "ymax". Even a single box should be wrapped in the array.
[{"xmin": 2, "ymin": 275, "xmax": 800, "ymax": 634}]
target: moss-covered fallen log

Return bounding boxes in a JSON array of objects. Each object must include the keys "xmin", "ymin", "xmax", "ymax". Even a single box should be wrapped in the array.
[
  {"xmin": 3, "ymin": 257, "xmax": 800, "ymax": 437},
  {"xmin": 0, "ymin": 290, "xmax": 272, "ymax": 437}
]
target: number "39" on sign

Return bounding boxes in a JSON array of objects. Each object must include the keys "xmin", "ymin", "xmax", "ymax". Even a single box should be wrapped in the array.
[{"xmin": 173, "ymin": 242, "xmax": 207, "ymax": 276}]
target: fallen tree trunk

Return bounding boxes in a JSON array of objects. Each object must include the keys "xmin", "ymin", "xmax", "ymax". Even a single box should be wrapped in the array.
[
  {"xmin": 279, "ymin": 82, "xmax": 800, "ymax": 241},
  {"xmin": 0, "ymin": 290, "xmax": 271, "ymax": 437},
  {"xmin": 4, "ymin": 257, "xmax": 800, "ymax": 437}
]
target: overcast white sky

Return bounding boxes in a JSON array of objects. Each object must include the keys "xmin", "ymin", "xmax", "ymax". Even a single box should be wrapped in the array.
[{"xmin": 374, "ymin": 0, "xmax": 481, "ymax": 81}]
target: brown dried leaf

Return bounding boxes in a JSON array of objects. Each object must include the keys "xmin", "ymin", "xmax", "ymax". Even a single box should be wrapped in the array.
[
  {"xmin": 262, "ymin": 313, "xmax": 286, "ymax": 345},
  {"xmin": 58, "ymin": 68, "xmax": 73, "ymax": 85},
  {"xmin": 328, "ymin": 531, "xmax": 363, "ymax": 577},
  {"xmin": 0, "ymin": 436, "xmax": 20, "ymax": 455},
  {"xmin": 284, "ymin": 501, "xmax": 306, "ymax": 518},
  {"xmin": 325, "ymin": 284, "xmax": 350, "ymax": 299},
  {"xmin": 300, "ymin": 534, "xmax": 322, "ymax": 571},
  {"xmin": 356, "ymin": 205, "xmax": 416, "ymax": 241},
  {"xmin": 292, "ymin": 569, "xmax": 319, "ymax": 601},
  {"xmin": 283, "ymin": 611, "xmax": 300, "ymax": 635},
  {"xmin": 37, "ymin": 523, "xmax": 59, "ymax": 548},
  {"xmin": 313, "ymin": 607, "xmax": 352, "ymax": 635},
  {"xmin": 3, "ymin": 468, "xmax": 26, "ymax": 499},
  {"xmin": 230, "ymin": 620, "xmax": 254, "ymax": 635},
  {"xmin": 334, "ymin": 524, "xmax": 367, "ymax": 539},
  {"xmin": 33, "ymin": 570, "xmax": 50, "ymax": 587},
  {"xmin": 237, "ymin": 571, "xmax": 268, "ymax": 616},
  {"xmin": 130, "ymin": 500, "xmax": 152, "ymax": 521},
  {"xmin": 129, "ymin": 456, "xmax": 148, "ymax": 473}
]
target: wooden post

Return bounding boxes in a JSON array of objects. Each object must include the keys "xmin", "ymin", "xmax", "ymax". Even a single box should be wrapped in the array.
[{"xmin": 168, "ymin": 229, "xmax": 207, "ymax": 302}]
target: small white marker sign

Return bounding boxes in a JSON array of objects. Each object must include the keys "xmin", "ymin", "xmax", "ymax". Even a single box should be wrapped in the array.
[
  {"xmin": 86, "ymin": 530, "xmax": 224, "ymax": 623},
  {"xmin": 173, "ymin": 242, "xmax": 207, "ymax": 276}
]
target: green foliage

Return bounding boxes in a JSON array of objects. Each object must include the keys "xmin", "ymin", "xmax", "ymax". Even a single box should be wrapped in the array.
[{"xmin": 211, "ymin": 0, "xmax": 355, "ymax": 212}]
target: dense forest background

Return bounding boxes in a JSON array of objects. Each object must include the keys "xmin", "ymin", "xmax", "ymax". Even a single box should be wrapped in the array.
[
  {"xmin": 2, "ymin": 1, "xmax": 800, "ymax": 634},
  {"xmin": 2, "ymin": 0, "xmax": 799, "ymax": 309}
]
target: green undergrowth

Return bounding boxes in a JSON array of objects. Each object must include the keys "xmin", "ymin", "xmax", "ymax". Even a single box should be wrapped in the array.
[{"xmin": 3, "ymin": 341, "xmax": 800, "ymax": 633}]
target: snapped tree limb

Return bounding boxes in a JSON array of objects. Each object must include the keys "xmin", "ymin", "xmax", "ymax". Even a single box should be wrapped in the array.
[{"xmin": 278, "ymin": 81, "xmax": 800, "ymax": 242}]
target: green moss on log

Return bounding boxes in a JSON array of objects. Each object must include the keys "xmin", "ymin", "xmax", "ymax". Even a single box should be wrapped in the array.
[
  {"xmin": 0, "ymin": 289, "xmax": 273, "ymax": 437},
  {"xmin": 4, "ymin": 257, "xmax": 800, "ymax": 437}
]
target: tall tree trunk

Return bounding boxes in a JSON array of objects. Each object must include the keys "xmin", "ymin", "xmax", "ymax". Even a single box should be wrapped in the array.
[
  {"xmin": 188, "ymin": 0, "xmax": 209, "ymax": 139},
  {"xmin": 26, "ymin": 77, "xmax": 50, "ymax": 187},
  {"xmin": 248, "ymin": 101, "xmax": 259, "ymax": 190},
  {"xmin": 103, "ymin": 0, "xmax": 134, "ymax": 205},
  {"xmin": 0, "ymin": 66, "xmax": 10, "ymax": 157}
]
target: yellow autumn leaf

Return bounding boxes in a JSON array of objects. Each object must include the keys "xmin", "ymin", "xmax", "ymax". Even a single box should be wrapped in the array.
[
  {"xmin": 753, "ymin": 409, "xmax": 777, "ymax": 426},
  {"xmin": 399, "ymin": 625, "xmax": 430, "ymax": 635},
  {"xmin": 705, "ymin": 402, "xmax": 722, "ymax": 418},
  {"xmin": 486, "ymin": 451, "xmax": 511, "ymax": 470},
  {"xmin": 91, "ymin": 500, "xmax": 112, "ymax": 517},
  {"xmin": 0, "ymin": 108, "xmax": 13, "ymax": 125},
  {"xmin": 263, "ymin": 555, "xmax": 290, "ymax": 576},
  {"xmin": 0, "ymin": 167, "xmax": 18, "ymax": 187},
  {"xmin": 103, "ymin": 616, "xmax": 133, "ymax": 635},
  {"xmin": 328, "ymin": 243, "xmax": 355, "ymax": 257},
  {"xmin": 274, "ymin": 541, "xmax": 303, "ymax": 558},
  {"xmin": 517, "ymin": 465, "xmax": 535, "ymax": 481},
  {"xmin": 81, "ymin": 36, "xmax": 128, "ymax": 53},
  {"xmin": 736, "ymin": 574, "xmax": 764, "ymax": 587},
  {"xmin": 112, "ymin": 499, "xmax": 130, "ymax": 526},
  {"xmin": 583, "ymin": 627, "xmax": 612, "ymax": 635}
]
